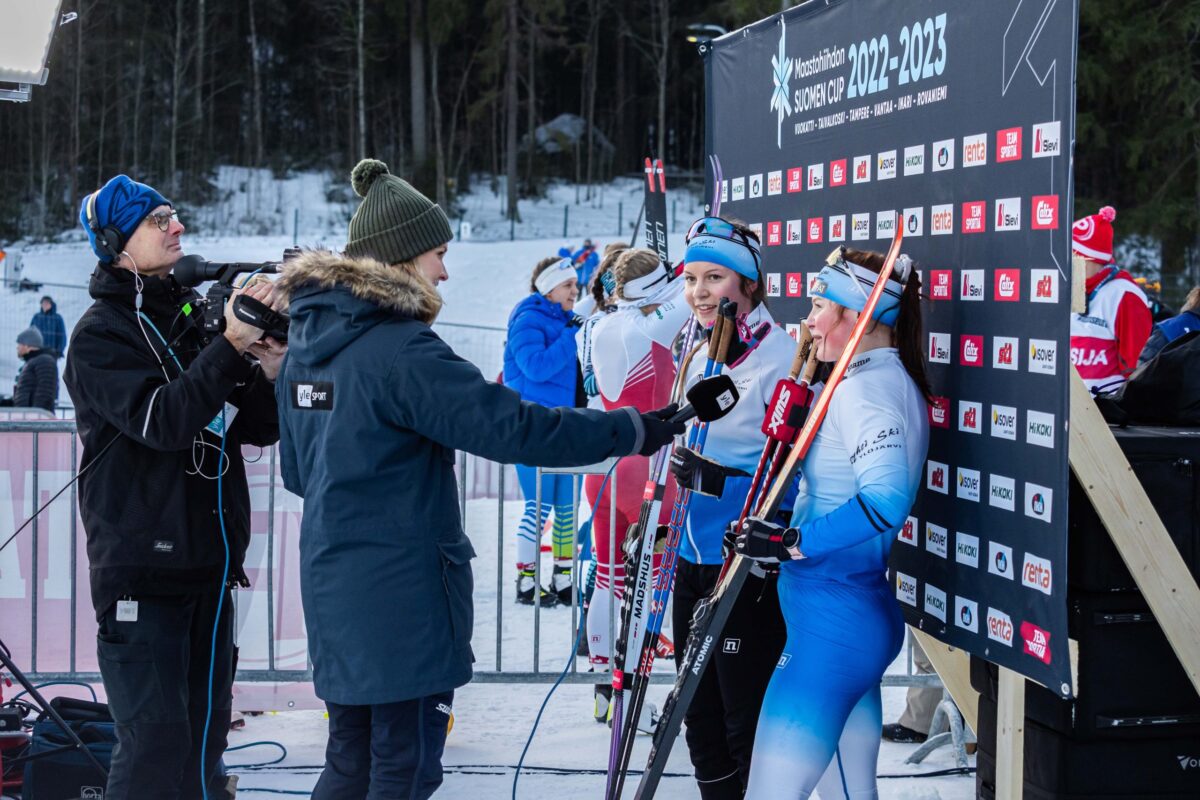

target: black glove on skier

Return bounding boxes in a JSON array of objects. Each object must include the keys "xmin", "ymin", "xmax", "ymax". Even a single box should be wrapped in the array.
[
  {"xmin": 734, "ymin": 516, "xmax": 803, "ymax": 563},
  {"xmin": 669, "ymin": 446, "xmax": 749, "ymax": 497},
  {"xmin": 638, "ymin": 403, "xmax": 686, "ymax": 456},
  {"xmin": 724, "ymin": 321, "xmax": 773, "ymax": 369}
]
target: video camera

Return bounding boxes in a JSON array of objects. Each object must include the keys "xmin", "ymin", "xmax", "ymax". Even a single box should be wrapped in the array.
[{"xmin": 173, "ymin": 249, "xmax": 298, "ymax": 344}]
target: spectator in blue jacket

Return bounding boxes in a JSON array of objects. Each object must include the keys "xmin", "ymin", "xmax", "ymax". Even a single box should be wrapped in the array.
[
  {"xmin": 503, "ymin": 256, "xmax": 584, "ymax": 605},
  {"xmin": 30, "ymin": 295, "xmax": 67, "ymax": 358},
  {"xmin": 572, "ymin": 239, "xmax": 601, "ymax": 288},
  {"xmin": 1140, "ymin": 286, "xmax": 1200, "ymax": 364}
]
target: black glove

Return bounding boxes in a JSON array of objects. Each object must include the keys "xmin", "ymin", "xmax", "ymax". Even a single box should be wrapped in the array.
[
  {"xmin": 638, "ymin": 403, "xmax": 686, "ymax": 456},
  {"xmin": 734, "ymin": 516, "xmax": 803, "ymax": 563},
  {"xmin": 724, "ymin": 321, "xmax": 772, "ymax": 368},
  {"xmin": 669, "ymin": 446, "xmax": 749, "ymax": 497},
  {"xmin": 567, "ymin": 314, "xmax": 585, "ymax": 329}
]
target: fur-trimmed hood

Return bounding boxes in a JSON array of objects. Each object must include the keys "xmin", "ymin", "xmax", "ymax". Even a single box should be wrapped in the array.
[{"xmin": 275, "ymin": 249, "xmax": 441, "ymax": 324}]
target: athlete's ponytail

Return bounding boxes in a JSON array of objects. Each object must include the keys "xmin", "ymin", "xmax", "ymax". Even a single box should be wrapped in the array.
[{"xmin": 841, "ymin": 248, "xmax": 934, "ymax": 402}]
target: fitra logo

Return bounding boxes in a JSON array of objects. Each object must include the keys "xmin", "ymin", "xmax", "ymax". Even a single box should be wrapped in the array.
[
  {"xmin": 929, "ymin": 396, "xmax": 950, "ymax": 428},
  {"xmin": 995, "ymin": 269, "xmax": 1019, "ymax": 301},
  {"xmin": 961, "ymin": 335, "xmax": 983, "ymax": 366},
  {"xmin": 830, "ymin": 159, "xmax": 847, "ymax": 186},
  {"xmin": 1032, "ymin": 195, "xmax": 1059, "ymax": 229},
  {"xmin": 769, "ymin": 19, "xmax": 793, "ymax": 149}
]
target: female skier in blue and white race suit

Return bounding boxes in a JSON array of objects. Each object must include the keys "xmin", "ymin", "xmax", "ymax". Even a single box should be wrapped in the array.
[{"xmin": 733, "ymin": 246, "xmax": 932, "ymax": 800}]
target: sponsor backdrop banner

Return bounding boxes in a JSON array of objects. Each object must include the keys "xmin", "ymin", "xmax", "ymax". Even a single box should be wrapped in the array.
[{"xmin": 704, "ymin": 0, "xmax": 1075, "ymax": 694}]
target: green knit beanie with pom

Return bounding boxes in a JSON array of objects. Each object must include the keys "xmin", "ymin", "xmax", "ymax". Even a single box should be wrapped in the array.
[{"xmin": 345, "ymin": 159, "xmax": 453, "ymax": 265}]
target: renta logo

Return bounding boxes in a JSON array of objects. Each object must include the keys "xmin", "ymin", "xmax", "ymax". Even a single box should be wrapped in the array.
[
  {"xmin": 962, "ymin": 133, "xmax": 988, "ymax": 167},
  {"xmin": 931, "ymin": 204, "xmax": 953, "ymax": 235},
  {"xmin": 987, "ymin": 607, "xmax": 1014, "ymax": 646},
  {"xmin": 1022, "ymin": 552, "xmax": 1053, "ymax": 596}
]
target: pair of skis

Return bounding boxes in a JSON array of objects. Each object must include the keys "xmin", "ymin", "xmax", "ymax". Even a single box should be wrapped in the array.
[
  {"xmin": 605, "ymin": 299, "xmax": 740, "ymax": 800},
  {"xmin": 629, "ymin": 225, "xmax": 906, "ymax": 799}
]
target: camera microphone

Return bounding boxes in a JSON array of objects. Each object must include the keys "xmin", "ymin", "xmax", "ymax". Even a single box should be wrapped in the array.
[{"xmin": 174, "ymin": 254, "xmax": 281, "ymax": 287}]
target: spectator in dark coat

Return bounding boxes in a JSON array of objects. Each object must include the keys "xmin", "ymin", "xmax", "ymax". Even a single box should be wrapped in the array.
[
  {"xmin": 30, "ymin": 295, "xmax": 67, "ymax": 358},
  {"xmin": 1140, "ymin": 285, "xmax": 1200, "ymax": 364},
  {"xmin": 14, "ymin": 327, "xmax": 57, "ymax": 411}
]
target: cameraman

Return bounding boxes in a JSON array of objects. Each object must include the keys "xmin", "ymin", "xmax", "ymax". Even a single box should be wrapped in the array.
[{"xmin": 64, "ymin": 174, "xmax": 284, "ymax": 800}]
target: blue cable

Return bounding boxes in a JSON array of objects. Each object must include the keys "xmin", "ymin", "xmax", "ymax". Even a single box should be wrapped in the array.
[
  {"xmin": 137, "ymin": 311, "xmax": 185, "ymax": 372},
  {"xmin": 200, "ymin": 406, "xmax": 231, "ymax": 800},
  {"xmin": 512, "ymin": 464, "xmax": 614, "ymax": 800}
]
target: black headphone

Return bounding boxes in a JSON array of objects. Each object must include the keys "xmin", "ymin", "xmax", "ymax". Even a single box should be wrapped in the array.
[{"xmin": 85, "ymin": 191, "xmax": 125, "ymax": 262}]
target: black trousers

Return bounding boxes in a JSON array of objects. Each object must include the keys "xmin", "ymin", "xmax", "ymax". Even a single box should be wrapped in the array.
[
  {"xmin": 672, "ymin": 560, "xmax": 786, "ymax": 799},
  {"xmin": 96, "ymin": 589, "xmax": 235, "ymax": 800},
  {"xmin": 314, "ymin": 693, "xmax": 454, "ymax": 800}
]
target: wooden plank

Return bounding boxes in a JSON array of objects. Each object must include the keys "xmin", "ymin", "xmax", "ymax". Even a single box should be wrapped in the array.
[
  {"xmin": 995, "ymin": 667, "xmax": 1026, "ymax": 800},
  {"xmin": 1068, "ymin": 370, "xmax": 1200, "ymax": 693},
  {"xmin": 910, "ymin": 627, "xmax": 978, "ymax": 734},
  {"xmin": 1071, "ymin": 258, "xmax": 1086, "ymax": 313}
]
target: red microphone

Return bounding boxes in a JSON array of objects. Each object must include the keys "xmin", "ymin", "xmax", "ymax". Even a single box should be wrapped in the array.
[{"xmin": 761, "ymin": 378, "xmax": 813, "ymax": 443}]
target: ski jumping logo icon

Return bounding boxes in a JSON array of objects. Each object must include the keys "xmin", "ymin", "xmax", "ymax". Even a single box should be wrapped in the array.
[{"xmin": 770, "ymin": 19, "xmax": 793, "ymax": 149}]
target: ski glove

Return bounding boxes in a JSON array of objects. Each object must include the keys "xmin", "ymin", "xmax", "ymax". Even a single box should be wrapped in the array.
[
  {"xmin": 724, "ymin": 321, "xmax": 773, "ymax": 369},
  {"xmin": 567, "ymin": 314, "xmax": 585, "ymax": 329},
  {"xmin": 734, "ymin": 516, "xmax": 804, "ymax": 563},
  {"xmin": 669, "ymin": 446, "xmax": 749, "ymax": 497},
  {"xmin": 638, "ymin": 403, "xmax": 686, "ymax": 456}
]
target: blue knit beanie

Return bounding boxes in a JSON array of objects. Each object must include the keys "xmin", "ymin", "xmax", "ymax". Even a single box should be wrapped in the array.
[{"xmin": 78, "ymin": 175, "xmax": 172, "ymax": 263}]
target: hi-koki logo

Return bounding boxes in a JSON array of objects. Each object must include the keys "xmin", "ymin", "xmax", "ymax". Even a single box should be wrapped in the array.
[
  {"xmin": 731, "ymin": 177, "xmax": 745, "ymax": 201},
  {"xmin": 956, "ymin": 596, "xmax": 979, "ymax": 632},
  {"xmin": 853, "ymin": 155, "xmax": 871, "ymax": 183},
  {"xmin": 899, "ymin": 515, "xmax": 918, "ymax": 546},
  {"xmin": 1031, "ymin": 269, "xmax": 1060, "ymax": 303},
  {"xmin": 994, "ymin": 269, "xmax": 1020, "ymax": 301},
  {"xmin": 1028, "ymin": 338, "xmax": 1058, "ymax": 375},
  {"xmin": 988, "ymin": 541, "xmax": 1014, "ymax": 579},
  {"xmin": 785, "ymin": 273, "xmax": 805, "ymax": 297},
  {"xmin": 930, "ymin": 204, "xmax": 953, "ymax": 236},
  {"xmin": 962, "ymin": 133, "xmax": 988, "ymax": 167},
  {"xmin": 931, "ymin": 270, "xmax": 952, "ymax": 300},
  {"xmin": 767, "ymin": 170, "xmax": 783, "ymax": 195},
  {"xmin": 877, "ymin": 150, "xmax": 897, "ymax": 179},
  {"xmin": 830, "ymin": 158, "xmax": 847, "ymax": 186},
  {"xmin": 1021, "ymin": 621, "xmax": 1052, "ymax": 664},
  {"xmin": 929, "ymin": 332, "xmax": 951, "ymax": 364},
  {"xmin": 1022, "ymin": 552, "xmax": 1053, "ymax": 596},
  {"xmin": 876, "ymin": 211, "xmax": 896, "ymax": 239},
  {"xmin": 925, "ymin": 522, "xmax": 949, "ymax": 558},
  {"xmin": 927, "ymin": 460, "xmax": 949, "ymax": 494},
  {"xmin": 1032, "ymin": 121, "xmax": 1061, "ymax": 158},
  {"xmin": 786, "ymin": 219, "xmax": 803, "ymax": 245},
  {"xmin": 991, "ymin": 404, "xmax": 1018, "ymax": 440},
  {"xmin": 904, "ymin": 207, "xmax": 924, "ymax": 237},
  {"xmin": 989, "ymin": 473, "xmax": 1016, "ymax": 511},
  {"xmin": 1027, "ymin": 409, "xmax": 1056, "ymax": 448},
  {"xmin": 895, "ymin": 571, "xmax": 918, "ymax": 606},
  {"xmin": 993, "ymin": 336, "xmax": 1018, "ymax": 370},
  {"xmin": 1025, "ymin": 482, "xmax": 1054, "ymax": 523},
  {"xmin": 962, "ymin": 201, "xmax": 986, "ymax": 233},
  {"xmin": 929, "ymin": 396, "xmax": 950, "ymax": 428},
  {"xmin": 997, "ymin": 127, "xmax": 1023, "ymax": 162},
  {"xmin": 959, "ymin": 400, "xmax": 981, "ymax": 434},
  {"xmin": 807, "ymin": 217, "xmax": 823, "ymax": 243},
  {"xmin": 829, "ymin": 215, "xmax": 846, "ymax": 242},
  {"xmin": 995, "ymin": 198, "xmax": 1021, "ymax": 231},
  {"xmin": 748, "ymin": 173, "xmax": 763, "ymax": 199},
  {"xmin": 787, "ymin": 167, "xmax": 803, "ymax": 192},
  {"xmin": 767, "ymin": 221, "xmax": 783, "ymax": 246},
  {"xmin": 956, "ymin": 467, "xmax": 981, "ymax": 502},
  {"xmin": 956, "ymin": 532, "xmax": 980, "ymax": 568},
  {"xmin": 960, "ymin": 269, "xmax": 985, "ymax": 301},
  {"xmin": 852, "ymin": 213, "xmax": 871, "ymax": 241},
  {"xmin": 1032, "ymin": 194, "xmax": 1059, "ymax": 229},
  {"xmin": 932, "ymin": 138, "xmax": 955, "ymax": 171},
  {"xmin": 904, "ymin": 145, "xmax": 925, "ymax": 176},
  {"xmin": 924, "ymin": 583, "xmax": 947, "ymax": 622},
  {"xmin": 960, "ymin": 334, "xmax": 984, "ymax": 366},
  {"xmin": 987, "ymin": 607, "xmax": 1015, "ymax": 646},
  {"xmin": 807, "ymin": 163, "xmax": 825, "ymax": 191}
]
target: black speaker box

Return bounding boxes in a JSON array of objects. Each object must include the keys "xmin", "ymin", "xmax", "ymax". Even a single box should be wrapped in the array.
[
  {"xmin": 976, "ymin": 693, "xmax": 1200, "ymax": 800},
  {"xmin": 1068, "ymin": 426, "xmax": 1200, "ymax": 593}
]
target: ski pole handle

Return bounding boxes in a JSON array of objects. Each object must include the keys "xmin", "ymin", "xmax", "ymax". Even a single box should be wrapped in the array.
[
  {"xmin": 714, "ymin": 298, "xmax": 738, "ymax": 366},
  {"xmin": 788, "ymin": 323, "xmax": 813, "ymax": 380},
  {"xmin": 801, "ymin": 337, "xmax": 820, "ymax": 386}
]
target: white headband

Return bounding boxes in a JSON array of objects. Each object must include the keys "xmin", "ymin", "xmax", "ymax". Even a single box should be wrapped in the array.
[
  {"xmin": 620, "ymin": 263, "xmax": 672, "ymax": 300},
  {"xmin": 535, "ymin": 258, "xmax": 577, "ymax": 295}
]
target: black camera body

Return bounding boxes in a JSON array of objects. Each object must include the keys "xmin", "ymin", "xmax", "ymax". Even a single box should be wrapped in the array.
[{"xmin": 174, "ymin": 249, "xmax": 298, "ymax": 344}]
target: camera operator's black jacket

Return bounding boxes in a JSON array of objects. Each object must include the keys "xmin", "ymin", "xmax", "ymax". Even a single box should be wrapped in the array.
[{"xmin": 65, "ymin": 263, "xmax": 280, "ymax": 617}]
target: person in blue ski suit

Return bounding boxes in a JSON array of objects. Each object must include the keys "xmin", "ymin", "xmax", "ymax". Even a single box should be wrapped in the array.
[
  {"xmin": 733, "ymin": 246, "xmax": 932, "ymax": 800},
  {"xmin": 274, "ymin": 159, "xmax": 684, "ymax": 800},
  {"xmin": 503, "ymin": 255, "xmax": 585, "ymax": 605}
]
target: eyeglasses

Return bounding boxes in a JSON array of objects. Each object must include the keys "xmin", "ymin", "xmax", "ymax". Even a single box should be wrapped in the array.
[
  {"xmin": 685, "ymin": 217, "xmax": 762, "ymax": 270},
  {"xmin": 145, "ymin": 210, "xmax": 179, "ymax": 232}
]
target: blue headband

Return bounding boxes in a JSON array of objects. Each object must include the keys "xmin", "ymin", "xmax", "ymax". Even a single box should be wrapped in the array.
[
  {"xmin": 810, "ymin": 250, "xmax": 911, "ymax": 326},
  {"xmin": 682, "ymin": 234, "xmax": 760, "ymax": 281}
]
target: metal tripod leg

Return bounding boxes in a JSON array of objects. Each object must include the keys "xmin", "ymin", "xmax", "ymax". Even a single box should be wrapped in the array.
[{"xmin": 905, "ymin": 689, "xmax": 974, "ymax": 767}]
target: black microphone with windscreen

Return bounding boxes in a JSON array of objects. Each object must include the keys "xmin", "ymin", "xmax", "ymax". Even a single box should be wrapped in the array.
[
  {"xmin": 669, "ymin": 374, "xmax": 740, "ymax": 424},
  {"xmin": 173, "ymin": 254, "xmax": 282, "ymax": 287}
]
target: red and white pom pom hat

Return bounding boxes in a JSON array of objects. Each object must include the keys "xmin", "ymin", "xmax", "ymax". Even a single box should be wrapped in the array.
[{"xmin": 1072, "ymin": 205, "xmax": 1116, "ymax": 264}]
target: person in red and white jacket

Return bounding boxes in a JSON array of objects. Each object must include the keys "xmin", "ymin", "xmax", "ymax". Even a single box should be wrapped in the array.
[{"xmin": 1069, "ymin": 205, "xmax": 1152, "ymax": 395}]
